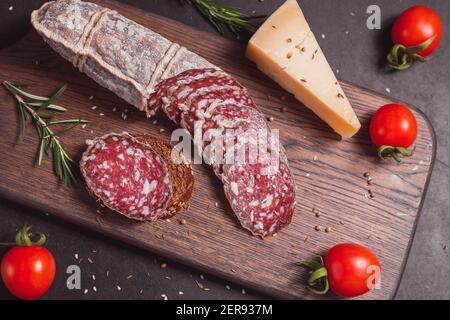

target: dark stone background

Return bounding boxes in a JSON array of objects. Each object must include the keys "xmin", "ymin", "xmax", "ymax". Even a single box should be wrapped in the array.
[{"xmin": 0, "ymin": 0, "xmax": 448, "ymax": 300}]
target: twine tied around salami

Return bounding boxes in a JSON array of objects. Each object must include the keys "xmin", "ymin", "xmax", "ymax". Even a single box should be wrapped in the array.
[{"xmin": 32, "ymin": 0, "xmax": 297, "ymax": 238}]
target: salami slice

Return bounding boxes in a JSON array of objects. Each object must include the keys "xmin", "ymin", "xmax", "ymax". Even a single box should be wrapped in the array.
[
  {"xmin": 147, "ymin": 68, "xmax": 218, "ymax": 116},
  {"xmin": 80, "ymin": 133, "xmax": 174, "ymax": 221},
  {"xmin": 219, "ymin": 139, "xmax": 296, "ymax": 238},
  {"xmin": 161, "ymin": 71, "xmax": 243, "ymax": 124},
  {"xmin": 180, "ymin": 87, "xmax": 255, "ymax": 133}
]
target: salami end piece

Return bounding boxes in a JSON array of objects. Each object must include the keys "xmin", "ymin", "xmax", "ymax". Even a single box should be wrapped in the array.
[{"xmin": 80, "ymin": 132, "xmax": 193, "ymax": 221}]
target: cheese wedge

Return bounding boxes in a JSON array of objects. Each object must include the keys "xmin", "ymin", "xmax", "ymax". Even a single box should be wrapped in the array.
[{"xmin": 246, "ymin": 0, "xmax": 361, "ymax": 138}]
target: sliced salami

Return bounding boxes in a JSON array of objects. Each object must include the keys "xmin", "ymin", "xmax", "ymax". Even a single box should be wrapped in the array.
[
  {"xmin": 161, "ymin": 71, "xmax": 243, "ymax": 124},
  {"xmin": 147, "ymin": 68, "xmax": 217, "ymax": 116},
  {"xmin": 80, "ymin": 133, "xmax": 174, "ymax": 221},
  {"xmin": 180, "ymin": 87, "xmax": 255, "ymax": 134},
  {"xmin": 219, "ymin": 139, "xmax": 295, "ymax": 238}
]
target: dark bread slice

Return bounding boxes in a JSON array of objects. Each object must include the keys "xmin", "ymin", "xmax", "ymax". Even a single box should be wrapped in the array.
[{"xmin": 135, "ymin": 134, "xmax": 194, "ymax": 218}]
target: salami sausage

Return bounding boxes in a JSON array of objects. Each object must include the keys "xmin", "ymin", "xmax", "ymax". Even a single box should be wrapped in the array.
[
  {"xmin": 33, "ymin": 1, "xmax": 297, "ymax": 238},
  {"xmin": 31, "ymin": 0, "xmax": 214, "ymax": 112}
]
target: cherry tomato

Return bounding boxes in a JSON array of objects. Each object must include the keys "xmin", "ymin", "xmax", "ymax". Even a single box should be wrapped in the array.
[
  {"xmin": 370, "ymin": 104, "xmax": 417, "ymax": 148},
  {"xmin": 1, "ymin": 226, "xmax": 56, "ymax": 300},
  {"xmin": 298, "ymin": 243, "xmax": 381, "ymax": 298},
  {"xmin": 325, "ymin": 243, "xmax": 381, "ymax": 298},
  {"xmin": 391, "ymin": 6, "xmax": 443, "ymax": 57}
]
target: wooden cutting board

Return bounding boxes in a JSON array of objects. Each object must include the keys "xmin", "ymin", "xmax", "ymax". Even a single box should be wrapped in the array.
[{"xmin": 0, "ymin": 0, "xmax": 435, "ymax": 300}]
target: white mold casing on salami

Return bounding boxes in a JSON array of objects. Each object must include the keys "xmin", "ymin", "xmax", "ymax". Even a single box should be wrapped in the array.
[{"xmin": 31, "ymin": 0, "xmax": 214, "ymax": 112}]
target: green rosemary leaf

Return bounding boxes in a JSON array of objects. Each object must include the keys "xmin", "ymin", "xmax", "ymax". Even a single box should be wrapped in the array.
[
  {"xmin": 3, "ymin": 81, "xmax": 48, "ymax": 101},
  {"xmin": 37, "ymin": 139, "xmax": 46, "ymax": 166},
  {"xmin": 28, "ymin": 102, "xmax": 67, "ymax": 112},
  {"xmin": 36, "ymin": 84, "xmax": 67, "ymax": 112}
]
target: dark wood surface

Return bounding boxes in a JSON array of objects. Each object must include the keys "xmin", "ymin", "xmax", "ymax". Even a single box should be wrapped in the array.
[{"xmin": 0, "ymin": 0, "xmax": 436, "ymax": 299}]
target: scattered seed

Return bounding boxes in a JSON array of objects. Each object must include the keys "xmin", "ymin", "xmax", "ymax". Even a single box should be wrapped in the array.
[
  {"xmin": 204, "ymin": 288, "xmax": 210, "ymax": 291},
  {"xmin": 139, "ymin": 289, "xmax": 144, "ymax": 294},
  {"xmin": 363, "ymin": 172, "xmax": 370, "ymax": 178},
  {"xmin": 286, "ymin": 52, "xmax": 293, "ymax": 59},
  {"xmin": 99, "ymin": 113, "xmax": 104, "ymax": 116},
  {"xmin": 93, "ymin": 286, "xmax": 97, "ymax": 292},
  {"xmin": 300, "ymin": 78, "xmax": 307, "ymax": 83},
  {"xmin": 386, "ymin": 87, "xmax": 391, "ymax": 93},
  {"xmin": 92, "ymin": 275, "xmax": 96, "ymax": 281},
  {"xmin": 195, "ymin": 280, "xmax": 204, "ymax": 289},
  {"xmin": 74, "ymin": 253, "xmax": 79, "ymax": 260},
  {"xmin": 267, "ymin": 116, "xmax": 274, "ymax": 122},
  {"xmin": 280, "ymin": 95, "xmax": 286, "ymax": 101},
  {"xmin": 112, "ymin": 107, "xmax": 117, "ymax": 112},
  {"xmin": 165, "ymin": 276, "xmax": 172, "ymax": 280},
  {"xmin": 152, "ymin": 120, "xmax": 158, "ymax": 124},
  {"xmin": 304, "ymin": 235, "xmax": 309, "ymax": 242},
  {"xmin": 160, "ymin": 128, "xmax": 165, "ymax": 133},
  {"xmin": 313, "ymin": 208, "xmax": 320, "ymax": 218},
  {"xmin": 286, "ymin": 38, "xmax": 292, "ymax": 43},
  {"xmin": 106, "ymin": 270, "xmax": 110, "ymax": 277},
  {"xmin": 84, "ymin": 289, "xmax": 89, "ymax": 294},
  {"xmin": 161, "ymin": 294, "xmax": 168, "ymax": 300},
  {"xmin": 178, "ymin": 291, "xmax": 184, "ymax": 295},
  {"xmin": 367, "ymin": 179, "xmax": 374, "ymax": 186},
  {"xmin": 214, "ymin": 202, "xmax": 219, "ymax": 207},
  {"xmin": 126, "ymin": 274, "xmax": 133, "ymax": 280},
  {"xmin": 89, "ymin": 95, "xmax": 94, "ymax": 100},
  {"xmin": 179, "ymin": 219, "xmax": 187, "ymax": 225},
  {"xmin": 325, "ymin": 227, "xmax": 332, "ymax": 233},
  {"xmin": 242, "ymin": 289, "xmax": 246, "ymax": 295},
  {"xmin": 313, "ymin": 155, "xmax": 318, "ymax": 161},
  {"xmin": 87, "ymin": 257, "xmax": 93, "ymax": 264},
  {"xmin": 91, "ymin": 105, "xmax": 97, "ymax": 110},
  {"xmin": 9, "ymin": 6, "xmax": 14, "ymax": 11},
  {"xmin": 315, "ymin": 226, "xmax": 322, "ymax": 231},
  {"xmin": 82, "ymin": 124, "xmax": 87, "ymax": 129},
  {"xmin": 321, "ymin": 34, "xmax": 325, "ymax": 39},
  {"xmin": 160, "ymin": 262, "xmax": 167, "ymax": 269},
  {"xmin": 226, "ymin": 285, "xmax": 231, "ymax": 290},
  {"xmin": 117, "ymin": 285, "xmax": 121, "ymax": 291},
  {"xmin": 231, "ymin": 268, "xmax": 237, "ymax": 274},
  {"xmin": 305, "ymin": 173, "xmax": 310, "ymax": 178},
  {"xmin": 271, "ymin": 25, "xmax": 276, "ymax": 29},
  {"xmin": 200, "ymin": 274, "xmax": 205, "ymax": 280},
  {"xmin": 280, "ymin": 106, "xmax": 288, "ymax": 112},
  {"xmin": 337, "ymin": 93, "xmax": 344, "ymax": 99},
  {"xmin": 35, "ymin": 60, "xmax": 39, "ymax": 65}
]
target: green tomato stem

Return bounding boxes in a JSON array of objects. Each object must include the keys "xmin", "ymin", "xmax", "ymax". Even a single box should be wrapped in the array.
[
  {"xmin": 387, "ymin": 35, "xmax": 435, "ymax": 70},
  {"xmin": 14, "ymin": 225, "xmax": 47, "ymax": 246},
  {"xmin": 297, "ymin": 256, "xmax": 330, "ymax": 295},
  {"xmin": 378, "ymin": 145, "xmax": 416, "ymax": 163}
]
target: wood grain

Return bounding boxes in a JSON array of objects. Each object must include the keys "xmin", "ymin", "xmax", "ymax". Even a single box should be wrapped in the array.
[{"xmin": 0, "ymin": 0, "xmax": 435, "ymax": 299}]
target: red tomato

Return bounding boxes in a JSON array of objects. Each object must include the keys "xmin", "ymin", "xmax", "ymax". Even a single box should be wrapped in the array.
[
  {"xmin": 325, "ymin": 243, "xmax": 381, "ymax": 298},
  {"xmin": 1, "ymin": 245, "xmax": 56, "ymax": 300},
  {"xmin": 391, "ymin": 6, "xmax": 443, "ymax": 57},
  {"xmin": 370, "ymin": 104, "xmax": 418, "ymax": 148}
]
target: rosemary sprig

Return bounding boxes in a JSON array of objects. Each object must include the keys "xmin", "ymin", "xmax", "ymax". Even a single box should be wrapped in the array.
[
  {"xmin": 179, "ymin": 0, "xmax": 266, "ymax": 36},
  {"xmin": 3, "ymin": 81, "xmax": 88, "ymax": 185}
]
